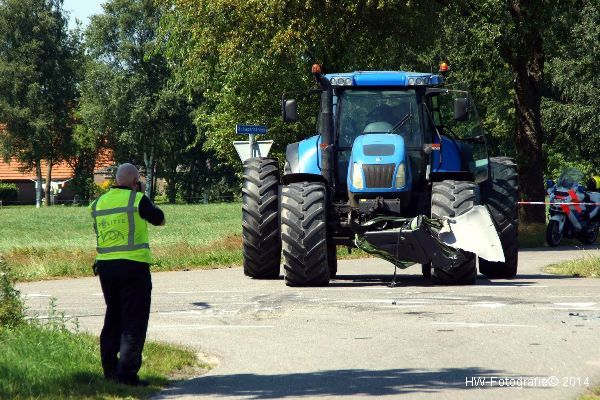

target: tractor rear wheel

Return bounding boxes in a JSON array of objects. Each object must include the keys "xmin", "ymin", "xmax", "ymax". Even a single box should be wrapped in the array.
[
  {"xmin": 430, "ymin": 180, "xmax": 478, "ymax": 285},
  {"xmin": 242, "ymin": 157, "xmax": 281, "ymax": 279},
  {"xmin": 281, "ymin": 182, "xmax": 330, "ymax": 287},
  {"xmin": 479, "ymin": 157, "xmax": 519, "ymax": 278}
]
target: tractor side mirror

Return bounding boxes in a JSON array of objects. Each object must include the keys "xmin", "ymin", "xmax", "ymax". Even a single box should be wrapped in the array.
[
  {"xmin": 282, "ymin": 99, "xmax": 298, "ymax": 123},
  {"xmin": 454, "ymin": 98, "xmax": 469, "ymax": 122}
]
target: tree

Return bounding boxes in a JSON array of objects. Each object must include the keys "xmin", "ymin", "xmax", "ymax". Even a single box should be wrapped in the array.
[
  {"xmin": 0, "ymin": 0, "xmax": 79, "ymax": 206},
  {"xmin": 159, "ymin": 0, "xmax": 438, "ymax": 167},
  {"xmin": 84, "ymin": 0, "xmax": 170, "ymax": 198},
  {"xmin": 437, "ymin": 0, "xmax": 580, "ymax": 223},
  {"xmin": 542, "ymin": 0, "xmax": 599, "ymax": 178}
]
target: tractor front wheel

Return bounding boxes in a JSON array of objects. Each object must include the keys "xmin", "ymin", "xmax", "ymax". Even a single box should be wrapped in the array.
[
  {"xmin": 430, "ymin": 180, "xmax": 478, "ymax": 285},
  {"xmin": 479, "ymin": 157, "xmax": 519, "ymax": 279},
  {"xmin": 281, "ymin": 182, "xmax": 331, "ymax": 287}
]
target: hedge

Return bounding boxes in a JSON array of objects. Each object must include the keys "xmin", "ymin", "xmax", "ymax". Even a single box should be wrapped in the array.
[{"xmin": 0, "ymin": 183, "xmax": 18, "ymax": 202}]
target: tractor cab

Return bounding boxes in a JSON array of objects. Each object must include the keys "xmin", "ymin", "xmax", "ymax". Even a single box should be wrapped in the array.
[{"xmin": 284, "ymin": 70, "xmax": 488, "ymax": 216}]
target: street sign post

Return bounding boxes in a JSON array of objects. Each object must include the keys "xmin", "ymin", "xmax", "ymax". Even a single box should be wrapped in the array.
[{"xmin": 233, "ymin": 124, "xmax": 273, "ymax": 162}]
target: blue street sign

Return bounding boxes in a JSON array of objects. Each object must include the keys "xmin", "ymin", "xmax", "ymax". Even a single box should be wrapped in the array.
[{"xmin": 236, "ymin": 124, "xmax": 268, "ymax": 135}]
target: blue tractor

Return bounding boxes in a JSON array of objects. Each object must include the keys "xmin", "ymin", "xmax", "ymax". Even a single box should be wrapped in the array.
[{"xmin": 241, "ymin": 65, "xmax": 518, "ymax": 286}]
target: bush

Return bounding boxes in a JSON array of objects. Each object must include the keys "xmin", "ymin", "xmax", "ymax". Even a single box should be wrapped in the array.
[
  {"xmin": 0, "ymin": 256, "xmax": 25, "ymax": 328},
  {"xmin": 0, "ymin": 183, "xmax": 18, "ymax": 202}
]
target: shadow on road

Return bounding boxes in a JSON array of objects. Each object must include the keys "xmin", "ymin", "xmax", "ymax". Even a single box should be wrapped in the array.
[
  {"xmin": 326, "ymin": 271, "xmax": 580, "ymax": 288},
  {"xmin": 155, "ymin": 367, "xmax": 530, "ymax": 399},
  {"xmin": 522, "ymin": 245, "xmax": 600, "ymax": 252}
]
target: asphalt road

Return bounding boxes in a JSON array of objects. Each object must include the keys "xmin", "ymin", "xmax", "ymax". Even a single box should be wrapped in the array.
[{"xmin": 19, "ymin": 247, "xmax": 600, "ymax": 400}]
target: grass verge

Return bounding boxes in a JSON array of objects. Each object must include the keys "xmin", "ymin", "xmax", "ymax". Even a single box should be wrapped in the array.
[
  {"xmin": 546, "ymin": 253, "xmax": 600, "ymax": 278},
  {"xmin": 0, "ymin": 323, "xmax": 206, "ymax": 399},
  {"xmin": 1, "ymin": 256, "xmax": 209, "ymax": 399},
  {"xmin": 580, "ymin": 387, "xmax": 600, "ymax": 400}
]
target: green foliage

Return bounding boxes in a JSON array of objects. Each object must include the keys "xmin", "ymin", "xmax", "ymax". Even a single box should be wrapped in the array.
[
  {"xmin": 0, "ymin": 183, "xmax": 18, "ymax": 202},
  {"xmin": 0, "ymin": 256, "xmax": 25, "ymax": 328},
  {"xmin": 159, "ymin": 0, "xmax": 438, "ymax": 166},
  {"xmin": 0, "ymin": 0, "xmax": 81, "ymax": 204},
  {"xmin": 542, "ymin": 0, "xmax": 599, "ymax": 178},
  {"xmin": 0, "ymin": 323, "xmax": 201, "ymax": 399}
]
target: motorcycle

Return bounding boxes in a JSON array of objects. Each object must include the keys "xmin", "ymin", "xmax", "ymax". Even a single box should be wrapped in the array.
[{"xmin": 546, "ymin": 168, "xmax": 600, "ymax": 247}]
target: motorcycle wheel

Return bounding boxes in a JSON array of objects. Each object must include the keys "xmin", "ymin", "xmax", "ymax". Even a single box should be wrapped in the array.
[
  {"xmin": 578, "ymin": 228, "xmax": 599, "ymax": 245},
  {"xmin": 546, "ymin": 220, "xmax": 563, "ymax": 247}
]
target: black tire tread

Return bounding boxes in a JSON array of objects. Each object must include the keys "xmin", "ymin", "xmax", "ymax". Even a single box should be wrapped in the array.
[
  {"xmin": 431, "ymin": 180, "xmax": 478, "ymax": 285},
  {"xmin": 480, "ymin": 157, "xmax": 519, "ymax": 278},
  {"xmin": 242, "ymin": 158, "xmax": 281, "ymax": 279},
  {"xmin": 281, "ymin": 182, "xmax": 330, "ymax": 286}
]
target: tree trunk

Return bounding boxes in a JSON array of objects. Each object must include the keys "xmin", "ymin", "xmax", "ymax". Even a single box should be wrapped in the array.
[
  {"xmin": 44, "ymin": 161, "xmax": 53, "ymax": 206},
  {"xmin": 143, "ymin": 148, "xmax": 154, "ymax": 199},
  {"xmin": 166, "ymin": 175, "xmax": 177, "ymax": 204},
  {"xmin": 512, "ymin": 24, "xmax": 546, "ymax": 224},
  {"xmin": 35, "ymin": 161, "xmax": 43, "ymax": 209},
  {"xmin": 152, "ymin": 165, "xmax": 158, "ymax": 201}
]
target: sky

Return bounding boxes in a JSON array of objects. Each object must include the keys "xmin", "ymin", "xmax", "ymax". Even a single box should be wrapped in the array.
[{"xmin": 63, "ymin": 0, "xmax": 105, "ymax": 29}]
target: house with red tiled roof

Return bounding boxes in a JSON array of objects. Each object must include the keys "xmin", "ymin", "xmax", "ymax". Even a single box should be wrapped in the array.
[
  {"xmin": 0, "ymin": 122, "xmax": 116, "ymax": 204},
  {"xmin": 0, "ymin": 152, "xmax": 115, "ymax": 204}
]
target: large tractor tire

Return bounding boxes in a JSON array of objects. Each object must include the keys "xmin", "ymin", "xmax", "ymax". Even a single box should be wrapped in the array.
[
  {"xmin": 242, "ymin": 158, "xmax": 281, "ymax": 279},
  {"xmin": 281, "ymin": 182, "xmax": 330, "ymax": 287},
  {"xmin": 479, "ymin": 157, "xmax": 519, "ymax": 278},
  {"xmin": 431, "ymin": 180, "xmax": 479, "ymax": 285}
]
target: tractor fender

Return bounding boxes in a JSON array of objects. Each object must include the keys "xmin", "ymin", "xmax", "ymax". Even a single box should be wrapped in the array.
[{"xmin": 281, "ymin": 173, "xmax": 327, "ymax": 185}]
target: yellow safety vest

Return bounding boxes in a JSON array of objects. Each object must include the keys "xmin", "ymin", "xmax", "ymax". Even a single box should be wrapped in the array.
[{"xmin": 89, "ymin": 188, "xmax": 151, "ymax": 264}]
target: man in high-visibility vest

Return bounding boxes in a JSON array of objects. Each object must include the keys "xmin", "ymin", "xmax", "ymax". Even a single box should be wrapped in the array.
[{"xmin": 90, "ymin": 163, "xmax": 165, "ymax": 386}]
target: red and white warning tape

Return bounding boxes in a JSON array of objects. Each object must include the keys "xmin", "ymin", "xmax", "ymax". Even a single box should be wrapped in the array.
[{"xmin": 518, "ymin": 201, "xmax": 600, "ymax": 206}]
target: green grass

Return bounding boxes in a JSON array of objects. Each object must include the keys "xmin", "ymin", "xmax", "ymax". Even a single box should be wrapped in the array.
[
  {"xmin": 0, "ymin": 324, "xmax": 206, "ymax": 399},
  {"xmin": 546, "ymin": 253, "xmax": 600, "ymax": 278},
  {"xmin": 0, "ymin": 203, "xmax": 243, "ymax": 281},
  {"xmin": 580, "ymin": 388, "xmax": 600, "ymax": 400}
]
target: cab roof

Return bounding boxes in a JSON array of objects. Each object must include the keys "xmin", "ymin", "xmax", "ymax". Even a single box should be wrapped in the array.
[{"xmin": 324, "ymin": 71, "xmax": 444, "ymax": 87}]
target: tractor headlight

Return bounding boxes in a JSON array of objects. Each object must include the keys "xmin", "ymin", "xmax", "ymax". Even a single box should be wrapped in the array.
[
  {"xmin": 395, "ymin": 163, "xmax": 406, "ymax": 188},
  {"xmin": 352, "ymin": 163, "xmax": 364, "ymax": 189}
]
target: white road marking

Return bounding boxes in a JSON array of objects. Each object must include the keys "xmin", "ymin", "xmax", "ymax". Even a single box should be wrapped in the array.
[
  {"xmin": 92, "ymin": 293, "xmax": 104, "ymax": 296},
  {"xmin": 467, "ymin": 285, "xmax": 549, "ymax": 288},
  {"xmin": 151, "ymin": 325, "xmax": 275, "ymax": 329},
  {"xmin": 432, "ymin": 322, "xmax": 537, "ymax": 328},
  {"xmin": 424, "ymin": 296, "xmax": 467, "ymax": 300},
  {"xmin": 28, "ymin": 315, "xmax": 73, "ymax": 320},
  {"xmin": 549, "ymin": 295, "xmax": 600, "ymax": 298},
  {"xmin": 553, "ymin": 302, "xmax": 596, "ymax": 307},
  {"xmin": 538, "ymin": 307, "xmax": 600, "ymax": 311},
  {"xmin": 468, "ymin": 302, "xmax": 507, "ymax": 308},
  {"xmin": 379, "ymin": 305, "xmax": 426, "ymax": 308},
  {"xmin": 167, "ymin": 290, "xmax": 246, "ymax": 294},
  {"xmin": 333, "ymin": 299, "xmax": 432, "ymax": 304},
  {"xmin": 23, "ymin": 293, "xmax": 52, "ymax": 298}
]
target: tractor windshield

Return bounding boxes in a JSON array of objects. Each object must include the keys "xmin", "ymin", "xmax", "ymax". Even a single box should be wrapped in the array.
[{"xmin": 337, "ymin": 90, "xmax": 421, "ymax": 149}]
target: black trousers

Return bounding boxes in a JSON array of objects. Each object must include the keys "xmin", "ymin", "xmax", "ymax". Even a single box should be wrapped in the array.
[{"xmin": 97, "ymin": 262, "xmax": 152, "ymax": 382}]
